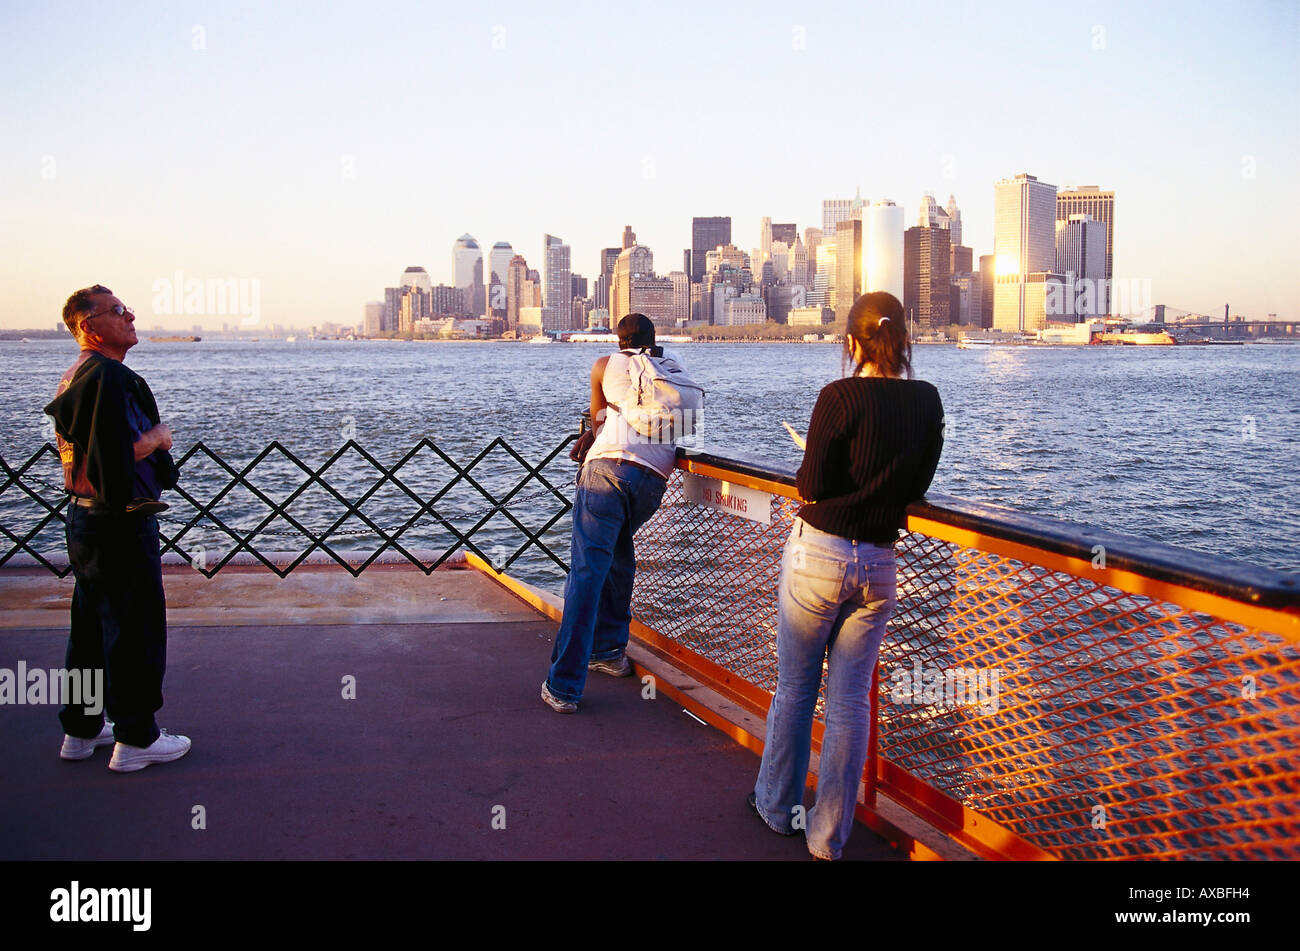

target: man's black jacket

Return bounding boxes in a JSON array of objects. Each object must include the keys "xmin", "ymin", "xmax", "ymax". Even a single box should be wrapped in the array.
[{"xmin": 43, "ymin": 351, "xmax": 179, "ymax": 510}]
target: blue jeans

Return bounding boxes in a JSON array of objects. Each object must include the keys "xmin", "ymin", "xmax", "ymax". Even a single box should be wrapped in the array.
[
  {"xmin": 546, "ymin": 458, "xmax": 667, "ymax": 703},
  {"xmin": 754, "ymin": 517, "xmax": 897, "ymax": 859}
]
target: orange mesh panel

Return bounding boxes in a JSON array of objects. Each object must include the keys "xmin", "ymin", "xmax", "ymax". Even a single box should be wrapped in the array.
[{"xmin": 632, "ymin": 468, "xmax": 1300, "ymax": 860}]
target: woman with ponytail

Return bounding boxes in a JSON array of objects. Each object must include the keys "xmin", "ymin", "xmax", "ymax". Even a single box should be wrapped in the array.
[{"xmin": 750, "ymin": 291, "xmax": 945, "ymax": 860}]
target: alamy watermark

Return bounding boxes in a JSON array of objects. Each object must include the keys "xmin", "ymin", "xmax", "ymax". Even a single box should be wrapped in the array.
[
  {"xmin": 890, "ymin": 660, "xmax": 1001, "ymax": 715},
  {"xmin": 0, "ymin": 663, "xmax": 102, "ymax": 715},
  {"xmin": 152, "ymin": 270, "xmax": 261, "ymax": 326}
]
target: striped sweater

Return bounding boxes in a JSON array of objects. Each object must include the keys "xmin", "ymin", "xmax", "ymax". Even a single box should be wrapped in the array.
[{"xmin": 796, "ymin": 376, "xmax": 945, "ymax": 544}]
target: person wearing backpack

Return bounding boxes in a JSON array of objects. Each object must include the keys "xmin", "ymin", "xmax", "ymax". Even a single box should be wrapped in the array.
[{"xmin": 542, "ymin": 313, "xmax": 702, "ymax": 713}]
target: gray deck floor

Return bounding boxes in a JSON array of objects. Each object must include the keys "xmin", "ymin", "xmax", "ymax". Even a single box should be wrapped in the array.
[{"xmin": 0, "ymin": 564, "xmax": 899, "ymax": 861}]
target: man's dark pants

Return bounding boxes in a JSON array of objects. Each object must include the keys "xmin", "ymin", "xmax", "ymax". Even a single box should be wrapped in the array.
[{"xmin": 59, "ymin": 505, "xmax": 166, "ymax": 748}]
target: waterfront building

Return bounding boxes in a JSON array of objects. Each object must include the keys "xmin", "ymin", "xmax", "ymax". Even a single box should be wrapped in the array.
[
  {"xmin": 993, "ymin": 173, "xmax": 1058, "ymax": 332},
  {"xmin": 506, "ymin": 255, "xmax": 528, "ymax": 333},
  {"xmin": 517, "ymin": 306, "xmax": 543, "ymax": 335},
  {"xmin": 691, "ymin": 216, "xmax": 731, "ymax": 283},
  {"xmin": 721, "ymin": 291, "xmax": 767, "ymax": 326},
  {"xmin": 363, "ymin": 301, "xmax": 382, "ymax": 336},
  {"xmin": 864, "ymin": 200, "xmax": 904, "ymax": 299},
  {"xmin": 542, "ymin": 234, "xmax": 572, "ymax": 333},
  {"xmin": 1055, "ymin": 213, "xmax": 1107, "ymax": 320},
  {"xmin": 630, "ymin": 275, "xmax": 677, "ymax": 328},
  {"xmin": 611, "ymin": 245, "xmax": 654, "ymax": 322},
  {"xmin": 487, "ymin": 241, "xmax": 513, "ymax": 319},
  {"xmin": 904, "ymin": 225, "xmax": 952, "ymax": 328},
  {"xmin": 453, "ymin": 234, "xmax": 484, "ymax": 318},
  {"xmin": 1057, "ymin": 186, "xmax": 1115, "ymax": 313},
  {"xmin": 978, "ymin": 254, "xmax": 995, "ymax": 328},
  {"xmin": 834, "ymin": 218, "xmax": 864, "ymax": 323},
  {"xmin": 788, "ymin": 306, "xmax": 832, "ymax": 327},
  {"xmin": 431, "ymin": 284, "xmax": 464, "ymax": 317},
  {"xmin": 669, "ymin": 271, "xmax": 690, "ymax": 324}
]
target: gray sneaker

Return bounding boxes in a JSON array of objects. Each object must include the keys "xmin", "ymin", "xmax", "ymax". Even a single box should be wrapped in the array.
[
  {"xmin": 588, "ymin": 654, "xmax": 633, "ymax": 677},
  {"xmin": 108, "ymin": 729, "xmax": 192, "ymax": 772},
  {"xmin": 540, "ymin": 681, "xmax": 578, "ymax": 713}
]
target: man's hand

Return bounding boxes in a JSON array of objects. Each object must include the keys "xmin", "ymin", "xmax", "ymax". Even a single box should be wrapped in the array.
[{"xmin": 134, "ymin": 423, "xmax": 173, "ymax": 460}]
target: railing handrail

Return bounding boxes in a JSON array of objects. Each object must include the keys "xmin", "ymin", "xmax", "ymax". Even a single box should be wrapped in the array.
[{"xmin": 676, "ymin": 446, "xmax": 1300, "ymax": 617}]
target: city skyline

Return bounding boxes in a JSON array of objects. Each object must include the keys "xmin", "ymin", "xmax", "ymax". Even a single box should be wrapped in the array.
[{"xmin": 1, "ymin": 1, "xmax": 1296, "ymax": 330}]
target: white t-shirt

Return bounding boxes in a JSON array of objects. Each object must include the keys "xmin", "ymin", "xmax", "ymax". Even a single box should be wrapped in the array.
[{"xmin": 585, "ymin": 350, "xmax": 682, "ymax": 479}]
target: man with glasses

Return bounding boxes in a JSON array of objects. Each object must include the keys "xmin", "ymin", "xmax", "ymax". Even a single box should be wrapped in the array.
[{"xmin": 44, "ymin": 284, "xmax": 190, "ymax": 772}]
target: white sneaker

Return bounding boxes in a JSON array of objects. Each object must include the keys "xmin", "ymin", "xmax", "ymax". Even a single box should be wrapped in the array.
[
  {"xmin": 108, "ymin": 729, "xmax": 192, "ymax": 773},
  {"xmin": 60, "ymin": 720, "xmax": 115, "ymax": 761}
]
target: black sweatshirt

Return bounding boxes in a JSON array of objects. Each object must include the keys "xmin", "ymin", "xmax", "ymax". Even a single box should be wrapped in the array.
[
  {"xmin": 796, "ymin": 376, "xmax": 944, "ymax": 544},
  {"xmin": 44, "ymin": 351, "xmax": 178, "ymax": 510}
]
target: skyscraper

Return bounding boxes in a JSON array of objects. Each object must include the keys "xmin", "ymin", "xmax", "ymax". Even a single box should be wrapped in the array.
[
  {"xmin": 506, "ymin": 254, "xmax": 528, "ymax": 333},
  {"xmin": 993, "ymin": 173, "xmax": 1058, "ymax": 332},
  {"xmin": 595, "ymin": 247, "xmax": 620, "ymax": 313},
  {"xmin": 904, "ymin": 225, "xmax": 952, "ymax": 328},
  {"xmin": 833, "ymin": 218, "xmax": 863, "ymax": 323},
  {"xmin": 822, "ymin": 198, "xmax": 851, "ymax": 238},
  {"xmin": 691, "ymin": 216, "xmax": 731, "ymax": 283},
  {"xmin": 1057, "ymin": 186, "xmax": 1115, "ymax": 314},
  {"xmin": 863, "ymin": 200, "xmax": 904, "ymax": 300},
  {"xmin": 1055, "ymin": 214, "xmax": 1107, "ymax": 319},
  {"xmin": 542, "ymin": 234, "xmax": 572, "ymax": 333},
  {"xmin": 487, "ymin": 241, "xmax": 513, "ymax": 319},
  {"xmin": 621, "ymin": 225, "xmax": 637, "ymax": 250},
  {"xmin": 453, "ymin": 234, "xmax": 483, "ymax": 317},
  {"xmin": 611, "ymin": 245, "xmax": 653, "ymax": 323},
  {"xmin": 945, "ymin": 194, "xmax": 962, "ymax": 248}
]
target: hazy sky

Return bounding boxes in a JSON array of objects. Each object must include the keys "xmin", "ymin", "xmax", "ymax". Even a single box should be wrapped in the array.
[{"xmin": 2, "ymin": 0, "xmax": 1297, "ymax": 330}]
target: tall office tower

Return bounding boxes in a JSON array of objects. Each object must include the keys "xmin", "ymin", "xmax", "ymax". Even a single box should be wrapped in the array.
[
  {"xmin": 950, "ymin": 244, "xmax": 973, "ymax": 276},
  {"xmin": 790, "ymin": 234, "xmax": 808, "ymax": 288},
  {"xmin": 487, "ymin": 241, "xmax": 513, "ymax": 318},
  {"xmin": 760, "ymin": 216, "xmax": 773, "ymax": 261},
  {"xmin": 945, "ymin": 194, "xmax": 962, "ymax": 248},
  {"xmin": 431, "ymin": 285, "xmax": 464, "ymax": 317},
  {"xmin": 506, "ymin": 254, "xmax": 528, "ymax": 333},
  {"xmin": 611, "ymin": 245, "xmax": 654, "ymax": 322},
  {"xmin": 401, "ymin": 266, "xmax": 433, "ymax": 294},
  {"xmin": 904, "ymin": 225, "xmax": 952, "ymax": 329},
  {"xmin": 822, "ymin": 198, "xmax": 851, "ymax": 238},
  {"xmin": 1055, "ymin": 214, "xmax": 1107, "ymax": 319},
  {"xmin": 669, "ymin": 271, "xmax": 690, "ymax": 324},
  {"xmin": 978, "ymin": 254, "xmax": 995, "ymax": 328},
  {"xmin": 570, "ymin": 273, "xmax": 588, "ymax": 301},
  {"xmin": 541, "ymin": 234, "xmax": 572, "ymax": 333},
  {"xmin": 630, "ymin": 275, "xmax": 677, "ymax": 328},
  {"xmin": 594, "ymin": 247, "xmax": 620, "ymax": 312},
  {"xmin": 918, "ymin": 193, "xmax": 951, "ymax": 230},
  {"xmin": 993, "ymin": 173, "xmax": 1058, "ymax": 332},
  {"xmin": 804, "ymin": 227, "xmax": 822, "ymax": 272},
  {"xmin": 771, "ymin": 223, "xmax": 797, "ymax": 246},
  {"xmin": 1057, "ymin": 186, "xmax": 1115, "ymax": 313},
  {"xmin": 383, "ymin": 286, "xmax": 403, "ymax": 333},
  {"xmin": 691, "ymin": 216, "xmax": 731, "ymax": 283},
  {"xmin": 621, "ymin": 225, "xmax": 637, "ymax": 250},
  {"xmin": 863, "ymin": 200, "xmax": 905, "ymax": 299},
  {"xmin": 769, "ymin": 241, "xmax": 791, "ymax": 282},
  {"xmin": 453, "ymin": 234, "xmax": 484, "ymax": 317},
  {"xmin": 364, "ymin": 301, "xmax": 383, "ymax": 337},
  {"xmin": 833, "ymin": 219, "xmax": 864, "ymax": 322},
  {"xmin": 811, "ymin": 243, "xmax": 836, "ymax": 310}
]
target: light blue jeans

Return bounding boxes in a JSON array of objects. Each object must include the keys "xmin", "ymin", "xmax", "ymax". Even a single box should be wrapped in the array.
[{"xmin": 754, "ymin": 517, "xmax": 898, "ymax": 859}]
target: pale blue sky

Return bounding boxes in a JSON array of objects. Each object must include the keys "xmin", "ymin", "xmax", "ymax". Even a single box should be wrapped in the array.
[{"xmin": 1, "ymin": 0, "xmax": 1296, "ymax": 329}]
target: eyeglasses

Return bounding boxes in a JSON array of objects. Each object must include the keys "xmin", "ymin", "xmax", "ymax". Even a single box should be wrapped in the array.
[{"xmin": 83, "ymin": 304, "xmax": 134, "ymax": 321}]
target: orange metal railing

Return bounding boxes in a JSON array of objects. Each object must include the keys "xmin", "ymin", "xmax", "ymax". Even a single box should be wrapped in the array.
[{"xmin": 628, "ymin": 448, "xmax": 1300, "ymax": 861}]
